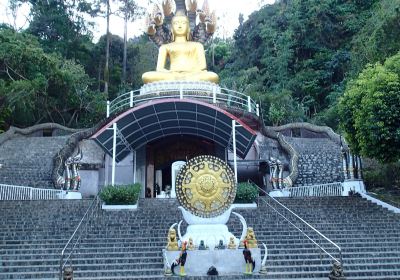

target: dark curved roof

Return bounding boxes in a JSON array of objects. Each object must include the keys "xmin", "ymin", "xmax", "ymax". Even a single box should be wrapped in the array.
[{"xmin": 92, "ymin": 99, "xmax": 257, "ymax": 162}]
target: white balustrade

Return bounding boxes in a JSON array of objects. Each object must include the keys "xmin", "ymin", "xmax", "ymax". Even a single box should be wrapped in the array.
[
  {"xmin": 107, "ymin": 82, "xmax": 259, "ymax": 116},
  {"xmin": 283, "ymin": 182, "xmax": 344, "ymax": 197},
  {"xmin": 0, "ymin": 184, "xmax": 63, "ymax": 200}
]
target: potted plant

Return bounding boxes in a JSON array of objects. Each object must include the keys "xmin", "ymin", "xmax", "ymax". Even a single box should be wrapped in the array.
[
  {"xmin": 233, "ymin": 182, "xmax": 258, "ymax": 209},
  {"xmin": 100, "ymin": 183, "xmax": 141, "ymax": 210}
]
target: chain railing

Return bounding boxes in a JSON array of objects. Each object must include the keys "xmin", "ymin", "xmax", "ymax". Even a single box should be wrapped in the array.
[
  {"xmin": 0, "ymin": 184, "xmax": 63, "ymax": 200},
  {"xmin": 107, "ymin": 82, "xmax": 259, "ymax": 117},
  {"xmin": 256, "ymin": 186, "xmax": 343, "ymax": 272},
  {"xmin": 284, "ymin": 182, "xmax": 344, "ymax": 197},
  {"xmin": 59, "ymin": 195, "xmax": 101, "ymax": 280}
]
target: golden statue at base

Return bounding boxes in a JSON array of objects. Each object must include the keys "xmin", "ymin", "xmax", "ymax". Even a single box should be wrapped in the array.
[
  {"xmin": 142, "ymin": 11, "xmax": 219, "ymax": 84},
  {"xmin": 227, "ymin": 237, "xmax": 237, "ymax": 249},
  {"xmin": 244, "ymin": 227, "xmax": 258, "ymax": 249},
  {"xmin": 187, "ymin": 237, "xmax": 196, "ymax": 250},
  {"xmin": 166, "ymin": 228, "xmax": 179, "ymax": 251}
]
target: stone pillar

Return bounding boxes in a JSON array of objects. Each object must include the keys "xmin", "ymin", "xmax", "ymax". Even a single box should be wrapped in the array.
[
  {"xmin": 272, "ymin": 163, "xmax": 278, "ymax": 189},
  {"xmin": 341, "ymin": 151, "xmax": 348, "ymax": 180},
  {"xmin": 348, "ymin": 153, "xmax": 355, "ymax": 180}
]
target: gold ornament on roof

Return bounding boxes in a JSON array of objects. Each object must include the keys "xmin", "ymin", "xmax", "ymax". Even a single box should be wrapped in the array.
[{"xmin": 175, "ymin": 155, "xmax": 236, "ymax": 218}]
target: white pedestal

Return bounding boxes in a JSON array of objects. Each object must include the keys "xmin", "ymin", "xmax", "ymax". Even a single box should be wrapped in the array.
[
  {"xmin": 164, "ymin": 248, "xmax": 261, "ymax": 276},
  {"xmin": 269, "ymin": 190, "xmax": 290, "ymax": 197},
  {"xmin": 342, "ymin": 180, "xmax": 366, "ymax": 195},
  {"xmin": 178, "ymin": 206, "xmax": 240, "ymax": 248},
  {"xmin": 58, "ymin": 191, "xmax": 82, "ymax": 199},
  {"xmin": 181, "ymin": 224, "xmax": 238, "ymax": 249}
]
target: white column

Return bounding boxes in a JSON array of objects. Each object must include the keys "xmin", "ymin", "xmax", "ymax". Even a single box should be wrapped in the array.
[
  {"xmin": 133, "ymin": 150, "xmax": 137, "ymax": 183},
  {"xmin": 106, "ymin": 101, "xmax": 110, "ymax": 118},
  {"xmin": 247, "ymin": 96, "xmax": 252, "ymax": 113},
  {"xmin": 232, "ymin": 120, "xmax": 238, "ymax": 183},
  {"xmin": 256, "ymin": 104, "xmax": 260, "ymax": 117},
  {"xmin": 112, "ymin": 123, "xmax": 117, "ymax": 186}
]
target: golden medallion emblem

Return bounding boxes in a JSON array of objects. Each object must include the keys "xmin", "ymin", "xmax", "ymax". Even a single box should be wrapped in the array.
[{"xmin": 175, "ymin": 155, "xmax": 236, "ymax": 218}]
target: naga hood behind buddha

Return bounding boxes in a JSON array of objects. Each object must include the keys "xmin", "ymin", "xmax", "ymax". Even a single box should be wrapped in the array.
[{"xmin": 142, "ymin": 0, "xmax": 219, "ymax": 84}]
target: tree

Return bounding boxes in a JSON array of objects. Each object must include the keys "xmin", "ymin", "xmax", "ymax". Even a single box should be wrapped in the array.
[
  {"xmin": 17, "ymin": 0, "xmax": 98, "ymax": 64},
  {"xmin": 116, "ymin": 0, "xmax": 144, "ymax": 85},
  {"xmin": 0, "ymin": 27, "xmax": 105, "ymax": 129},
  {"xmin": 338, "ymin": 52, "xmax": 400, "ymax": 162}
]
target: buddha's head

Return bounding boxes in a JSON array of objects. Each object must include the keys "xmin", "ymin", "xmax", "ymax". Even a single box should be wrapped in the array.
[{"xmin": 171, "ymin": 10, "xmax": 190, "ymax": 40}]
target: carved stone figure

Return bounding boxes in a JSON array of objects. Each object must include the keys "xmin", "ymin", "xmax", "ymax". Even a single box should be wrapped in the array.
[
  {"xmin": 244, "ymin": 227, "xmax": 258, "ymax": 249},
  {"xmin": 227, "ymin": 236, "xmax": 237, "ymax": 249},
  {"xmin": 166, "ymin": 228, "xmax": 179, "ymax": 251},
  {"xmin": 187, "ymin": 237, "xmax": 195, "ymax": 250},
  {"xmin": 171, "ymin": 241, "xmax": 188, "ymax": 276},
  {"xmin": 142, "ymin": 11, "xmax": 219, "ymax": 84},
  {"xmin": 243, "ymin": 240, "xmax": 255, "ymax": 274},
  {"xmin": 328, "ymin": 261, "xmax": 346, "ymax": 280}
]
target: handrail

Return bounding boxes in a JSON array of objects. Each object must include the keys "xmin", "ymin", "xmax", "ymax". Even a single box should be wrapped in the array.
[
  {"xmin": 59, "ymin": 195, "xmax": 100, "ymax": 279},
  {"xmin": 107, "ymin": 83, "xmax": 259, "ymax": 117},
  {"xmin": 256, "ymin": 186, "xmax": 343, "ymax": 266},
  {"xmin": 0, "ymin": 184, "xmax": 63, "ymax": 200}
]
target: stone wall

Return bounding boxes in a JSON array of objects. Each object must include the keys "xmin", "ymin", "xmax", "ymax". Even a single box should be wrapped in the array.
[{"xmin": 0, "ymin": 136, "xmax": 69, "ymax": 188}]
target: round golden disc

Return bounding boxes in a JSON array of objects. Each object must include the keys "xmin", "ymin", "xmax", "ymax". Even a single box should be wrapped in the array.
[{"xmin": 175, "ymin": 155, "xmax": 236, "ymax": 218}]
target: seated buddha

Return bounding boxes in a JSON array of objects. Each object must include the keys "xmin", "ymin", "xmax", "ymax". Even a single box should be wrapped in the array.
[{"xmin": 142, "ymin": 11, "xmax": 219, "ymax": 84}]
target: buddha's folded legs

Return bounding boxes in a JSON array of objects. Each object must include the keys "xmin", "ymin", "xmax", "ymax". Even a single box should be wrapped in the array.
[{"xmin": 142, "ymin": 71, "xmax": 219, "ymax": 84}]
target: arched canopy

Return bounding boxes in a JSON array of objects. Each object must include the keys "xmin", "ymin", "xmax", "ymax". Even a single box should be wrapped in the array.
[{"xmin": 92, "ymin": 99, "xmax": 257, "ymax": 162}]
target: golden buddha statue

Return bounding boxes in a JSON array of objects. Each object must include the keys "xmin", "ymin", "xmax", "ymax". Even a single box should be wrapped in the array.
[
  {"xmin": 166, "ymin": 228, "xmax": 179, "ymax": 251},
  {"xmin": 142, "ymin": 11, "xmax": 219, "ymax": 84}
]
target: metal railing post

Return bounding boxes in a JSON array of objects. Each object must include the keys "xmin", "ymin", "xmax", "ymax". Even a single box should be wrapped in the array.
[
  {"xmin": 179, "ymin": 84, "xmax": 183, "ymax": 99},
  {"xmin": 213, "ymin": 86, "xmax": 217, "ymax": 104},
  {"xmin": 112, "ymin": 123, "xmax": 117, "ymax": 186},
  {"xmin": 232, "ymin": 120, "xmax": 238, "ymax": 183},
  {"xmin": 129, "ymin": 91, "xmax": 134, "ymax": 108},
  {"xmin": 106, "ymin": 101, "xmax": 110, "ymax": 118},
  {"xmin": 247, "ymin": 96, "xmax": 252, "ymax": 113}
]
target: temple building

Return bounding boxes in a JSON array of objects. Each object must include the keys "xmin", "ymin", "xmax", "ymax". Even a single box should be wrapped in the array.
[{"xmin": 0, "ymin": 0, "xmax": 398, "ymax": 279}]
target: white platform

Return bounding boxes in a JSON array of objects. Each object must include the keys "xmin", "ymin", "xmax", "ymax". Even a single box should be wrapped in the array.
[
  {"xmin": 269, "ymin": 189, "xmax": 290, "ymax": 197},
  {"xmin": 101, "ymin": 203, "xmax": 137, "ymax": 210},
  {"xmin": 164, "ymin": 248, "xmax": 261, "ymax": 276},
  {"xmin": 58, "ymin": 191, "xmax": 82, "ymax": 199}
]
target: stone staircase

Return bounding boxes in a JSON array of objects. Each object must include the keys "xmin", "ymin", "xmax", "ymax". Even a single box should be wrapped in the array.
[
  {"xmin": 285, "ymin": 137, "xmax": 344, "ymax": 186},
  {"xmin": 1, "ymin": 196, "xmax": 400, "ymax": 279},
  {"xmin": 0, "ymin": 136, "xmax": 69, "ymax": 188}
]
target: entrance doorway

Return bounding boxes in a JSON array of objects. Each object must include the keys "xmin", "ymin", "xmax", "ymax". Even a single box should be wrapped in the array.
[{"xmin": 146, "ymin": 135, "xmax": 222, "ymax": 198}]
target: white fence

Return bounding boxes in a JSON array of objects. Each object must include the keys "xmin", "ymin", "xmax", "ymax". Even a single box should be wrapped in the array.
[
  {"xmin": 0, "ymin": 184, "xmax": 63, "ymax": 200},
  {"xmin": 284, "ymin": 182, "xmax": 344, "ymax": 197}
]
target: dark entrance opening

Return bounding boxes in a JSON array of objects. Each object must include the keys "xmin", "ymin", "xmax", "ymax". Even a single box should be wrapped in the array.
[{"xmin": 146, "ymin": 135, "xmax": 225, "ymax": 197}]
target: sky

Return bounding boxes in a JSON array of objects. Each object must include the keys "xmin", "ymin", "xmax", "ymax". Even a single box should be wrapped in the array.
[{"xmin": 0, "ymin": 0, "xmax": 275, "ymax": 42}]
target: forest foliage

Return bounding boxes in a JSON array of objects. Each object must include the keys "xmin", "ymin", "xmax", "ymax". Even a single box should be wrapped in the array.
[{"xmin": 0, "ymin": 0, "xmax": 399, "ymax": 162}]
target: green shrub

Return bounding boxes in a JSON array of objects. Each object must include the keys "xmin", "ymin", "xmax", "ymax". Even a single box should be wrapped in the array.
[
  {"xmin": 99, "ymin": 183, "xmax": 141, "ymax": 205},
  {"xmin": 234, "ymin": 182, "xmax": 259, "ymax": 203}
]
